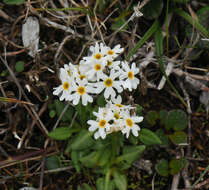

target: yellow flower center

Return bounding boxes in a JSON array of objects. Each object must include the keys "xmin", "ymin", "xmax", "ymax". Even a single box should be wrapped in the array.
[
  {"xmin": 114, "ymin": 113, "xmax": 120, "ymax": 120},
  {"xmin": 128, "ymin": 71, "xmax": 134, "ymax": 80},
  {"xmin": 79, "ymin": 74, "xmax": 86, "ymax": 80},
  {"xmin": 104, "ymin": 78, "xmax": 113, "ymax": 87},
  {"xmin": 99, "ymin": 119, "xmax": 106, "ymax": 128},
  {"xmin": 107, "ymin": 50, "xmax": 114, "ymax": 55},
  {"xmin": 77, "ymin": 86, "xmax": 85, "ymax": 95},
  {"xmin": 67, "ymin": 70, "xmax": 72, "ymax": 77},
  {"xmin": 63, "ymin": 82, "xmax": 70, "ymax": 90},
  {"xmin": 107, "ymin": 61, "xmax": 113, "ymax": 66},
  {"xmin": 94, "ymin": 53, "xmax": 102, "ymax": 60},
  {"xmin": 115, "ymin": 104, "xmax": 123, "ymax": 108},
  {"xmin": 126, "ymin": 118, "xmax": 133, "ymax": 127},
  {"xmin": 94, "ymin": 64, "xmax": 101, "ymax": 71}
]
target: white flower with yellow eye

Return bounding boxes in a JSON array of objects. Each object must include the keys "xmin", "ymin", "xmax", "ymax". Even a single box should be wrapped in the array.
[
  {"xmin": 53, "ymin": 70, "xmax": 75, "ymax": 101},
  {"xmin": 104, "ymin": 44, "xmax": 124, "ymax": 61},
  {"xmin": 68, "ymin": 78, "xmax": 94, "ymax": 106},
  {"xmin": 81, "ymin": 59, "xmax": 106, "ymax": 81},
  {"xmin": 120, "ymin": 62, "xmax": 140, "ymax": 91},
  {"xmin": 121, "ymin": 113, "xmax": 143, "ymax": 138},
  {"xmin": 63, "ymin": 62, "xmax": 78, "ymax": 79},
  {"xmin": 94, "ymin": 70, "xmax": 123, "ymax": 101},
  {"xmin": 83, "ymin": 42, "xmax": 106, "ymax": 64},
  {"xmin": 87, "ymin": 107, "xmax": 113, "ymax": 139}
]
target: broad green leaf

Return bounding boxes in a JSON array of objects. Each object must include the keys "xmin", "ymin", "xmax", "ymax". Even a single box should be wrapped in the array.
[
  {"xmin": 71, "ymin": 150, "xmax": 81, "ymax": 172},
  {"xmin": 3, "ymin": 0, "xmax": 25, "ymax": 5},
  {"xmin": 155, "ymin": 159, "xmax": 169, "ymax": 177},
  {"xmin": 48, "ymin": 127, "xmax": 73, "ymax": 140},
  {"xmin": 15, "ymin": 61, "xmax": 24, "ymax": 72},
  {"xmin": 145, "ymin": 111, "xmax": 159, "ymax": 126},
  {"xmin": 126, "ymin": 20, "xmax": 158, "ymax": 60},
  {"xmin": 159, "ymin": 110, "xmax": 168, "ymax": 125},
  {"xmin": 79, "ymin": 151, "xmax": 99, "ymax": 168},
  {"xmin": 138, "ymin": 129, "xmax": 162, "ymax": 145},
  {"xmin": 116, "ymin": 145, "xmax": 145, "ymax": 164},
  {"xmin": 165, "ymin": 109, "xmax": 187, "ymax": 131},
  {"xmin": 97, "ymin": 148, "xmax": 111, "ymax": 167},
  {"xmin": 104, "ymin": 169, "xmax": 115, "ymax": 190},
  {"xmin": 97, "ymin": 178, "xmax": 115, "ymax": 190},
  {"xmin": 113, "ymin": 171, "xmax": 127, "ymax": 190},
  {"xmin": 55, "ymin": 100, "xmax": 74, "ymax": 122},
  {"xmin": 71, "ymin": 129, "xmax": 94, "ymax": 150},
  {"xmin": 96, "ymin": 178, "xmax": 104, "ymax": 190},
  {"xmin": 169, "ymin": 158, "xmax": 186, "ymax": 175},
  {"xmin": 169, "ymin": 131, "xmax": 187, "ymax": 145},
  {"xmin": 141, "ymin": 0, "xmax": 164, "ymax": 20},
  {"xmin": 156, "ymin": 129, "xmax": 171, "ymax": 146},
  {"xmin": 96, "ymin": 94, "xmax": 106, "ymax": 107},
  {"xmin": 45, "ymin": 155, "xmax": 61, "ymax": 170}
]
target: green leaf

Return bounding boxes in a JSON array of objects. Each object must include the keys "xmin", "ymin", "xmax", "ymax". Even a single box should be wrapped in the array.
[
  {"xmin": 79, "ymin": 151, "xmax": 99, "ymax": 168},
  {"xmin": 97, "ymin": 94, "xmax": 106, "ymax": 107},
  {"xmin": 126, "ymin": 20, "xmax": 159, "ymax": 60},
  {"xmin": 45, "ymin": 155, "xmax": 61, "ymax": 170},
  {"xmin": 165, "ymin": 109, "xmax": 187, "ymax": 131},
  {"xmin": 169, "ymin": 131, "xmax": 187, "ymax": 145},
  {"xmin": 111, "ymin": 18, "xmax": 128, "ymax": 32},
  {"xmin": 155, "ymin": 159, "xmax": 169, "ymax": 177},
  {"xmin": 113, "ymin": 171, "xmax": 127, "ymax": 190},
  {"xmin": 55, "ymin": 100, "xmax": 74, "ymax": 122},
  {"xmin": 48, "ymin": 127, "xmax": 73, "ymax": 140},
  {"xmin": 15, "ymin": 61, "xmax": 24, "ymax": 72},
  {"xmin": 97, "ymin": 178, "xmax": 115, "ymax": 190},
  {"xmin": 79, "ymin": 183, "xmax": 93, "ymax": 190},
  {"xmin": 145, "ymin": 111, "xmax": 159, "ymax": 126},
  {"xmin": 71, "ymin": 129, "xmax": 94, "ymax": 150},
  {"xmin": 138, "ymin": 129, "xmax": 162, "ymax": 145},
  {"xmin": 136, "ymin": 105, "xmax": 143, "ymax": 116},
  {"xmin": 175, "ymin": 8, "xmax": 209, "ymax": 38},
  {"xmin": 116, "ymin": 145, "xmax": 145, "ymax": 164},
  {"xmin": 171, "ymin": 0, "xmax": 190, "ymax": 3},
  {"xmin": 169, "ymin": 158, "xmax": 186, "ymax": 175},
  {"xmin": 49, "ymin": 109, "xmax": 56, "ymax": 118},
  {"xmin": 97, "ymin": 148, "xmax": 111, "ymax": 167},
  {"xmin": 3, "ymin": 0, "xmax": 25, "ymax": 5},
  {"xmin": 159, "ymin": 110, "xmax": 168, "ymax": 125},
  {"xmin": 156, "ymin": 129, "xmax": 171, "ymax": 146},
  {"xmin": 96, "ymin": 178, "xmax": 104, "ymax": 190},
  {"xmin": 141, "ymin": 0, "xmax": 164, "ymax": 20},
  {"xmin": 71, "ymin": 150, "xmax": 81, "ymax": 172}
]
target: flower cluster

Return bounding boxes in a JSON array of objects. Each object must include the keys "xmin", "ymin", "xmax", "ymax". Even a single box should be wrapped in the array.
[
  {"xmin": 88, "ymin": 100, "xmax": 143, "ymax": 139},
  {"xmin": 53, "ymin": 42, "xmax": 143, "ymax": 139},
  {"xmin": 53, "ymin": 43, "xmax": 140, "ymax": 105}
]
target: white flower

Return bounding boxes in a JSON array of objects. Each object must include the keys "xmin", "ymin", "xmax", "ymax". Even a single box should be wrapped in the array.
[
  {"xmin": 69, "ymin": 79, "xmax": 94, "ymax": 106},
  {"xmin": 87, "ymin": 107, "xmax": 113, "ymax": 139},
  {"xmin": 120, "ymin": 62, "xmax": 140, "ymax": 91},
  {"xmin": 80, "ymin": 59, "xmax": 106, "ymax": 81},
  {"xmin": 63, "ymin": 62, "xmax": 78, "ymax": 79},
  {"xmin": 121, "ymin": 114, "xmax": 143, "ymax": 138},
  {"xmin": 83, "ymin": 42, "xmax": 107, "ymax": 64},
  {"xmin": 94, "ymin": 70, "xmax": 123, "ymax": 101},
  {"xmin": 106, "ymin": 60, "xmax": 121, "ymax": 71},
  {"xmin": 53, "ymin": 70, "xmax": 74, "ymax": 101},
  {"xmin": 104, "ymin": 44, "xmax": 124, "ymax": 61}
]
